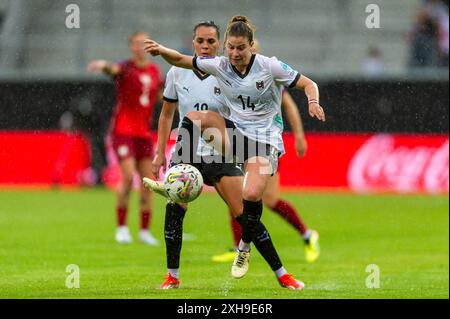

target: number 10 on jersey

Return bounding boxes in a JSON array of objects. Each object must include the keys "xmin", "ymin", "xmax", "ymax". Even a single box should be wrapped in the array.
[{"xmin": 194, "ymin": 103, "xmax": 208, "ymax": 111}]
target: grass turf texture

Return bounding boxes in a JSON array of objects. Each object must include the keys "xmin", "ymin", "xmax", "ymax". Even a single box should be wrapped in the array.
[{"xmin": 0, "ymin": 188, "xmax": 448, "ymax": 299}]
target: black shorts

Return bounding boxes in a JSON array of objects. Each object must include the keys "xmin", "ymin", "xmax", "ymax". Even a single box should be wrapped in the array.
[
  {"xmin": 169, "ymin": 158, "xmax": 243, "ymax": 187},
  {"xmin": 224, "ymin": 118, "xmax": 280, "ymax": 174},
  {"xmin": 192, "ymin": 161, "xmax": 243, "ymax": 187}
]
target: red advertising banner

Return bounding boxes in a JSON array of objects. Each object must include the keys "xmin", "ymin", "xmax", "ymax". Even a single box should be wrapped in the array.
[
  {"xmin": 1, "ymin": 131, "xmax": 448, "ymax": 194},
  {"xmin": 0, "ymin": 131, "xmax": 91, "ymax": 185},
  {"xmin": 280, "ymin": 133, "xmax": 449, "ymax": 194}
]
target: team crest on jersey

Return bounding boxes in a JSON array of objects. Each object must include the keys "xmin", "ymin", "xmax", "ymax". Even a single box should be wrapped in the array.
[
  {"xmin": 214, "ymin": 87, "xmax": 221, "ymax": 96},
  {"xmin": 256, "ymin": 80, "xmax": 264, "ymax": 90}
]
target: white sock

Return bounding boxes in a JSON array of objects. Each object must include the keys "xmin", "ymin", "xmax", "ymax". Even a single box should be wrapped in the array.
[
  {"xmin": 238, "ymin": 240, "xmax": 251, "ymax": 252},
  {"xmin": 274, "ymin": 267, "xmax": 287, "ymax": 279},
  {"xmin": 168, "ymin": 268, "xmax": 179, "ymax": 279},
  {"xmin": 302, "ymin": 229, "xmax": 312, "ymax": 241}
]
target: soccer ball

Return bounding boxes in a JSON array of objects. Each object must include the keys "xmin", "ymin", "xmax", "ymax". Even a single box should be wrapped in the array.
[{"xmin": 163, "ymin": 164, "xmax": 204, "ymax": 203}]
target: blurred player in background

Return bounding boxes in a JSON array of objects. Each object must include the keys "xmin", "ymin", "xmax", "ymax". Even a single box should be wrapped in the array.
[
  {"xmin": 88, "ymin": 31, "xmax": 163, "ymax": 246},
  {"xmin": 212, "ymin": 40, "xmax": 320, "ymax": 264}
]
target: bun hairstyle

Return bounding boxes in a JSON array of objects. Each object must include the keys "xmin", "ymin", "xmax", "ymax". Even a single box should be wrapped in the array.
[{"xmin": 225, "ymin": 15, "xmax": 256, "ymax": 44}]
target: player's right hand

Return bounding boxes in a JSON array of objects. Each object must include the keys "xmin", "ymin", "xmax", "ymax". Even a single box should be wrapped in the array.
[
  {"xmin": 144, "ymin": 39, "xmax": 162, "ymax": 56},
  {"xmin": 152, "ymin": 153, "xmax": 167, "ymax": 179}
]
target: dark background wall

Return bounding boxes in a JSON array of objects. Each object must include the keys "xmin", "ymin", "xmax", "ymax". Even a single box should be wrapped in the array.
[
  {"xmin": 1, "ymin": 79, "xmax": 448, "ymax": 180},
  {"xmin": 1, "ymin": 79, "xmax": 448, "ymax": 133}
]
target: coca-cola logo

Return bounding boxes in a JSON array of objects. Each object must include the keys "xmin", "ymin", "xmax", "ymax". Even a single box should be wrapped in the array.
[{"xmin": 348, "ymin": 135, "xmax": 449, "ymax": 193}]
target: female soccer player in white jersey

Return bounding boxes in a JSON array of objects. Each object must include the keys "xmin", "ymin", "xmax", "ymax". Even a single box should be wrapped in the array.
[
  {"xmin": 144, "ymin": 15, "xmax": 325, "ymax": 290},
  {"xmin": 213, "ymin": 40, "xmax": 320, "ymax": 264},
  {"xmin": 149, "ymin": 21, "xmax": 245, "ymax": 289},
  {"xmin": 148, "ymin": 20, "xmax": 305, "ymax": 290}
]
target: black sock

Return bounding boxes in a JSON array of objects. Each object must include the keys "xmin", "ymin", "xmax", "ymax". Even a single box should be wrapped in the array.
[
  {"xmin": 239, "ymin": 200, "xmax": 283, "ymax": 271},
  {"xmin": 164, "ymin": 202, "xmax": 186, "ymax": 269},
  {"xmin": 173, "ymin": 117, "xmax": 200, "ymax": 164}
]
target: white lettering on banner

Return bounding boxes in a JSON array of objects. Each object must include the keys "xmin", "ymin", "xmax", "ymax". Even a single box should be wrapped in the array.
[
  {"xmin": 348, "ymin": 135, "xmax": 449, "ymax": 193},
  {"xmin": 424, "ymin": 140, "xmax": 450, "ymax": 193}
]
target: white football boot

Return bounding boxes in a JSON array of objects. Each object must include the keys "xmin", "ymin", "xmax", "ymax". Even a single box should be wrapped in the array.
[
  {"xmin": 142, "ymin": 177, "xmax": 170, "ymax": 199},
  {"xmin": 115, "ymin": 226, "xmax": 133, "ymax": 244},
  {"xmin": 231, "ymin": 250, "xmax": 251, "ymax": 279},
  {"xmin": 138, "ymin": 230, "xmax": 159, "ymax": 246}
]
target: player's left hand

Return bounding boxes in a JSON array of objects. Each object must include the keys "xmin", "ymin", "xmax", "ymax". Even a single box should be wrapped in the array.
[
  {"xmin": 309, "ymin": 103, "xmax": 326, "ymax": 122},
  {"xmin": 295, "ymin": 136, "xmax": 307, "ymax": 158}
]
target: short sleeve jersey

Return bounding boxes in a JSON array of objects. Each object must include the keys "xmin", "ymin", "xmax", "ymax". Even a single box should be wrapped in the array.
[
  {"xmin": 193, "ymin": 54, "xmax": 300, "ymax": 155},
  {"xmin": 111, "ymin": 60, "xmax": 162, "ymax": 138}
]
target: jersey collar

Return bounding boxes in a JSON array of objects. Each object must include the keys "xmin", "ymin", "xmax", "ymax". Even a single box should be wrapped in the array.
[
  {"xmin": 231, "ymin": 54, "xmax": 256, "ymax": 79},
  {"xmin": 192, "ymin": 69, "xmax": 211, "ymax": 81},
  {"xmin": 192, "ymin": 55, "xmax": 211, "ymax": 80}
]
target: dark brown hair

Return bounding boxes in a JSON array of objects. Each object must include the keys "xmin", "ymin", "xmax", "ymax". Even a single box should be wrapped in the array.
[
  {"xmin": 225, "ymin": 15, "xmax": 256, "ymax": 44},
  {"xmin": 193, "ymin": 20, "xmax": 221, "ymax": 39}
]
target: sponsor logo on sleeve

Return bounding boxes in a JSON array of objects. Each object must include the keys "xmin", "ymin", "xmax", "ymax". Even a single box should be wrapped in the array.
[{"xmin": 280, "ymin": 62, "xmax": 293, "ymax": 72}]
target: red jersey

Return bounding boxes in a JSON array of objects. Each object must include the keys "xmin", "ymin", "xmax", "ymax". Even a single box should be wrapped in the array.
[{"xmin": 111, "ymin": 60, "xmax": 162, "ymax": 138}]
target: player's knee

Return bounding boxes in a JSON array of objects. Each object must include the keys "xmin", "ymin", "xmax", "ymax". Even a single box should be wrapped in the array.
[
  {"xmin": 186, "ymin": 111, "xmax": 216, "ymax": 130},
  {"xmin": 243, "ymin": 189, "xmax": 263, "ymax": 202},
  {"xmin": 121, "ymin": 175, "xmax": 133, "ymax": 189},
  {"xmin": 119, "ymin": 183, "xmax": 133, "ymax": 198},
  {"xmin": 186, "ymin": 111, "xmax": 204, "ymax": 122}
]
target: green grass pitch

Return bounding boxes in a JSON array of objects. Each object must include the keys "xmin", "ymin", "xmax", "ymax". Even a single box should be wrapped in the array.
[{"xmin": 0, "ymin": 188, "xmax": 448, "ymax": 299}]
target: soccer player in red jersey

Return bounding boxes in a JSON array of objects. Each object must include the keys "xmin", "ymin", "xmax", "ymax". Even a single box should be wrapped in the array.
[{"xmin": 88, "ymin": 31, "xmax": 163, "ymax": 245}]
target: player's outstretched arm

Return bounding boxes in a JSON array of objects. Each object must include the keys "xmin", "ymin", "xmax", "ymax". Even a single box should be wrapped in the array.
[
  {"xmin": 294, "ymin": 75, "xmax": 325, "ymax": 122},
  {"xmin": 282, "ymin": 91, "xmax": 307, "ymax": 158},
  {"xmin": 87, "ymin": 60, "xmax": 121, "ymax": 76},
  {"xmin": 144, "ymin": 39, "xmax": 194, "ymax": 70},
  {"xmin": 152, "ymin": 101, "xmax": 178, "ymax": 179}
]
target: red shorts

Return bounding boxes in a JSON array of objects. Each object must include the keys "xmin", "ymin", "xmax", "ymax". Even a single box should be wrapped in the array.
[{"xmin": 111, "ymin": 134, "xmax": 154, "ymax": 161}]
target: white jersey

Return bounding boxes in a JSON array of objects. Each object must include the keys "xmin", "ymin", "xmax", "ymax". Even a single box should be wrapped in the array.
[
  {"xmin": 163, "ymin": 66, "xmax": 227, "ymax": 157},
  {"xmin": 194, "ymin": 54, "xmax": 301, "ymax": 155}
]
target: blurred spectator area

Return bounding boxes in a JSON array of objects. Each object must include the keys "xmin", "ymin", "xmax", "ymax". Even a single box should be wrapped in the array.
[
  {"xmin": 408, "ymin": 0, "xmax": 449, "ymax": 67},
  {"xmin": 1, "ymin": 0, "xmax": 448, "ymax": 78},
  {"xmin": 0, "ymin": 0, "xmax": 9, "ymax": 30}
]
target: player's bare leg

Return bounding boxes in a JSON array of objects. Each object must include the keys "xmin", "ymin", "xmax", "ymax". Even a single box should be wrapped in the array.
[
  {"xmin": 137, "ymin": 159, "xmax": 159, "ymax": 246},
  {"xmin": 115, "ymin": 157, "xmax": 136, "ymax": 244},
  {"xmin": 185, "ymin": 111, "xmax": 231, "ymax": 156}
]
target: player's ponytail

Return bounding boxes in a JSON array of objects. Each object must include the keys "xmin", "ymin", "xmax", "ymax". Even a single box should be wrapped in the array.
[{"xmin": 225, "ymin": 15, "xmax": 256, "ymax": 44}]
